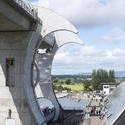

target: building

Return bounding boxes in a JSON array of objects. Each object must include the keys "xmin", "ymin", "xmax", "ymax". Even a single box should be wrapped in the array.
[{"xmin": 101, "ymin": 82, "xmax": 119, "ymax": 95}]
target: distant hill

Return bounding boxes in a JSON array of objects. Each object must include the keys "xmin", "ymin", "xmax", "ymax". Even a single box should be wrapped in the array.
[
  {"xmin": 53, "ymin": 71, "xmax": 125, "ymax": 78},
  {"xmin": 76, "ymin": 72, "xmax": 92, "ymax": 76},
  {"xmin": 76, "ymin": 71, "xmax": 125, "ymax": 78}
]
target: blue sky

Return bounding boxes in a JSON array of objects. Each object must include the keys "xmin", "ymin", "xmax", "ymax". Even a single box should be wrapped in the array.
[{"xmin": 29, "ymin": 0, "xmax": 125, "ymax": 74}]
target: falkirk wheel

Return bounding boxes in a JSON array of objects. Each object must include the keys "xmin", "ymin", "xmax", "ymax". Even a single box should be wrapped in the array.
[
  {"xmin": 1, "ymin": 0, "xmax": 125, "ymax": 125},
  {"xmin": 0, "ymin": 0, "xmax": 83, "ymax": 125}
]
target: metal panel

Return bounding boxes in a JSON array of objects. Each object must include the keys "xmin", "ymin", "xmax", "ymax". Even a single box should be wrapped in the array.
[
  {"xmin": 24, "ymin": 24, "xmax": 47, "ymax": 125},
  {"xmin": 36, "ymin": 7, "xmax": 78, "ymax": 37},
  {"xmin": 104, "ymin": 81, "xmax": 125, "ymax": 125},
  {"xmin": 54, "ymin": 31, "xmax": 84, "ymax": 47}
]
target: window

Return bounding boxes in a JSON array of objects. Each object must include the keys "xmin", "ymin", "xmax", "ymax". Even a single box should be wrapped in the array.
[{"xmin": 6, "ymin": 58, "xmax": 15, "ymax": 87}]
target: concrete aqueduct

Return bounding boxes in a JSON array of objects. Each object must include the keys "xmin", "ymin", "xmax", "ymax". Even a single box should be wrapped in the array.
[{"xmin": 0, "ymin": 0, "xmax": 83, "ymax": 124}]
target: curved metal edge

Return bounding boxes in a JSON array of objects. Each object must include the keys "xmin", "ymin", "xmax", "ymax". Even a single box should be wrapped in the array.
[
  {"xmin": 24, "ymin": 24, "xmax": 47, "ymax": 125},
  {"xmin": 35, "ymin": 51, "xmax": 61, "ymax": 121},
  {"xmin": 32, "ymin": 60, "xmax": 40, "ymax": 87},
  {"xmin": 36, "ymin": 30, "xmax": 83, "ymax": 122},
  {"xmin": 54, "ymin": 30, "xmax": 84, "ymax": 47},
  {"xmin": 51, "ymin": 35, "xmax": 84, "ymax": 109},
  {"xmin": 49, "ymin": 48, "xmax": 65, "ymax": 121},
  {"xmin": 44, "ymin": 51, "xmax": 61, "ymax": 121},
  {"xmin": 35, "ymin": 6, "xmax": 78, "ymax": 37}
]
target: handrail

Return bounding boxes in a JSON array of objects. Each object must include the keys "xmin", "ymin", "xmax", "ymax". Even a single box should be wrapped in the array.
[{"xmin": 5, "ymin": 0, "xmax": 42, "ymax": 23}]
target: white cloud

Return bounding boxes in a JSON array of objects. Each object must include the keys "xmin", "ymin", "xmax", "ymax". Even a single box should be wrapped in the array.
[
  {"xmin": 52, "ymin": 45, "xmax": 125, "ymax": 74},
  {"xmin": 54, "ymin": 51, "xmax": 74, "ymax": 64},
  {"xmin": 112, "ymin": 48, "xmax": 125, "ymax": 57},
  {"xmin": 31, "ymin": 0, "xmax": 125, "ymax": 28},
  {"xmin": 79, "ymin": 45, "xmax": 107, "ymax": 57},
  {"xmin": 95, "ymin": 27, "xmax": 125, "ymax": 44},
  {"xmin": 29, "ymin": 0, "xmax": 125, "ymax": 74}
]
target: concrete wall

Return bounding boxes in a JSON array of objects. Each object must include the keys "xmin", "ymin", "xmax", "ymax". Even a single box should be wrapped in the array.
[{"xmin": 0, "ymin": 32, "xmax": 36, "ymax": 125}]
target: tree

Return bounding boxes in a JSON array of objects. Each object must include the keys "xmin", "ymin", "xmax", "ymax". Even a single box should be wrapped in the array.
[
  {"xmin": 91, "ymin": 69, "xmax": 100, "ymax": 90},
  {"xmin": 61, "ymin": 81, "xmax": 64, "ymax": 84},
  {"xmin": 83, "ymin": 80, "xmax": 91, "ymax": 91},
  {"xmin": 53, "ymin": 79, "xmax": 59, "ymax": 83},
  {"xmin": 58, "ymin": 85, "xmax": 63, "ymax": 90},
  {"xmin": 65, "ymin": 79, "xmax": 71, "ymax": 84},
  {"xmin": 92, "ymin": 69, "xmax": 97, "ymax": 81},
  {"xmin": 63, "ymin": 87, "xmax": 71, "ymax": 92},
  {"xmin": 91, "ymin": 69, "xmax": 116, "ymax": 91},
  {"xmin": 91, "ymin": 69, "xmax": 108, "ymax": 90},
  {"xmin": 109, "ymin": 70, "xmax": 115, "ymax": 82},
  {"xmin": 96, "ymin": 69, "xmax": 108, "ymax": 82},
  {"xmin": 53, "ymin": 83, "xmax": 58, "ymax": 90}
]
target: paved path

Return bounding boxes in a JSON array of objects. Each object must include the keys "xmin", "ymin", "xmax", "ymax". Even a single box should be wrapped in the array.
[
  {"xmin": 89, "ymin": 99, "xmax": 100, "ymax": 107},
  {"xmin": 83, "ymin": 118, "xmax": 91, "ymax": 125},
  {"xmin": 83, "ymin": 99, "xmax": 104, "ymax": 125}
]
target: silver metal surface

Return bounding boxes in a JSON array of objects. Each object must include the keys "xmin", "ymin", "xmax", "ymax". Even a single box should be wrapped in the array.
[
  {"xmin": 104, "ymin": 81, "xmax": 125, "ymax": 125},
  {"xmin": 33, "ymin": 30, "xmax": 83, "ymax": 121},
  {"xmin": 24, "ymin": 24, "xmax": 47, "ymax": 125},
  {"xmin": 37, "ymin": 7, "xmax": 78, "ymax": 37},
  {"xmin": 54, "ymin": 30, "xmax": 84, "ymax": 47}
]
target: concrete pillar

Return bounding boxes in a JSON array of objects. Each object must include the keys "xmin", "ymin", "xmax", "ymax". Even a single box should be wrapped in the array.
[{"xmin": 0, "ymin": 31, "xmax": 40, "ymax": 125}]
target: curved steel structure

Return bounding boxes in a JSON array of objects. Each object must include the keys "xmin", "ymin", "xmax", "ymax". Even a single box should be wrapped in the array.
[{"xmin": 23, "ymin": 5, "xmax": 83, "ymax": 125}]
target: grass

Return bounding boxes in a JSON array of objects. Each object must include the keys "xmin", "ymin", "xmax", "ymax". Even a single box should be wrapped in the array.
[
  {"xmin": 115, "ymin": 78, "xmax": 125, "ymax": 83},
  {"xmin": 56, "ymin": 83, "xmax": 83, "ymax": 92}
]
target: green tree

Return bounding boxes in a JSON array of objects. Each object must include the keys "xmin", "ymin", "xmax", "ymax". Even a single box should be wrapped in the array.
[
  {"xmin": 91, "ymin": 69, "xmax": 109, "ymax": 90},
  {"xmin": 83, "ymin": 80, "xmax": 91, "ymax": 91},
  {"xmin": 53, "ymin": 83, "xmax": 58, "ymax": 90},
  {"xmin": 91, "ymin": 69, "xmax": 99, "ymax": 90},
  {"xmin": 61, "ymin": 81, "xmax": 64, "ymax": 84},
  {"xmin": 65, "ymin": 79, "xmax": 71, "ymax": 84},
  {"xmin": 109, "ymin": 70, "xmax": 115, "ymax": 82},
  {"xmin": 58, "ymin": 85, "xmax": 63, "ymax": 90},
  {"xmin": 63, "ymin": 87, "xmax": 71, "ymax": 92},
  {"xmin": 53, "ymin": 79, "xmax": 58, "ymax": 83},
  {"xmin": 91, "ymin": 69, "xmax": 116, "ymax": 91},
  {"xmin": 92, "ymin": 69, "xmax": 97, "ymax": 81},
  {"xmin": 96, "ymin": 69, "xmax": 108, "ymax": 82}
]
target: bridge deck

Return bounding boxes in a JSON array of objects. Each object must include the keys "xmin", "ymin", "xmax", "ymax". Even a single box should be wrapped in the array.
[{"xmin": 0, "ymin": 0, "xmax": 41, "ymax": 31}]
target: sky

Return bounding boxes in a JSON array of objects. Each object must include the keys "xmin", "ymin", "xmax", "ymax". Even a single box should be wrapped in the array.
[{"xmin": 29, "ymin": 0, "xmax": 125, "ymax": 74}]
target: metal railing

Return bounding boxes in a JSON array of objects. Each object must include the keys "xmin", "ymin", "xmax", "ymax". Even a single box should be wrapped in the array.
[{"xmin": 9, "ymin": 0, "xmax": 42, "ymax": 22}]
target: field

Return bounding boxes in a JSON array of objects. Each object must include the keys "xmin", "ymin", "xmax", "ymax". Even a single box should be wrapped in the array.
[
  {"xmin": 115, "ymin": 78, "xmax": 125, "ymax": 83},
  {"xmin": 56, "ymin": 84, "xmax": 83, "ymax": 92}
]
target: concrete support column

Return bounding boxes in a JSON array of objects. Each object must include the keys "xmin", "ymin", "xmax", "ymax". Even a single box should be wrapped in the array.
[
  {"xmin": 0, "ymin": 24, "xmax": 46, "ymax": 125},
  {"xmin": 35, "ymin": 52, "xmax": 61, "ymax": 121}
]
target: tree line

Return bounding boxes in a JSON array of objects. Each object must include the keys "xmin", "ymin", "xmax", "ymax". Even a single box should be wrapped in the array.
[{"xmin": 83, "ymin": 69, "xmax": 115, "ymax": 91}]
